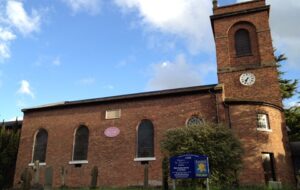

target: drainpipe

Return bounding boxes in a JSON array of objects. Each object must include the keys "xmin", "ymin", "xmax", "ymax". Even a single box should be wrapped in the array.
[
  {"xmin": 224, "ymin": 102, "xmax": 232, "ymax": 128},
  {"xmin": 209, "ymin": 89, "xmax": 219, "ymax": 124}
]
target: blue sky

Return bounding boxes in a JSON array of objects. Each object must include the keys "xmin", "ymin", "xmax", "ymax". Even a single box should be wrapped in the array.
[{"xmin": 0, "ymin": 0, "xmax": 299, "ymax": 121}]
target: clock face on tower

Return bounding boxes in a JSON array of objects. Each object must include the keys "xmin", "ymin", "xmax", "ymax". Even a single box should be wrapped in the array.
[{"xmin": 240, "ymin": 72, "xmax": 256, "ymax": 86}]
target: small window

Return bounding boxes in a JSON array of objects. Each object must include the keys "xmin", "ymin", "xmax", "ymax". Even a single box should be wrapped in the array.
[
  {"xmin": 262, "ymin": 153, "xmax": 276, "ymax": 183},
  {"xmin": 137, "ymin": 119, "xmax": 154, "ymax": 158},
  {"xmin": 257, "ymin": 114, "xmax": 270, "ymax": 130},
  {"xmin": 186, "ymin": 116, "xmax": 203, "ymax": 127},
  {"xmin": 235, "ymin": 29, "xmax": 252, "ymax": 56},
  {"xmin": 33, "ymin": 129, "xmax": 48, "ymax": 163},
  {"xmin": 73, "ymin": 126, "xmax": 89, "ymax": 161}
]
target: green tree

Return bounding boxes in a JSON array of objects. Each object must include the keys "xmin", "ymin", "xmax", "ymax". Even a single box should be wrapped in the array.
[
  {"xmin": 275, "ymin": 52, "xmax": 300, "ymax": 141},
  {"xmin": 0, "ymin": 126, "xmax": 20, "ymax": 189},
  {"xmin": 160, "ymin": 122, "xmax": 243, "ymax": 187},
  {"xmin": 285, "ymin": 107, "xmax": 300, "ymax": 141},
  {"xmin": 275, "ymin": 53, "xmax": 299, "ymax": 99}
]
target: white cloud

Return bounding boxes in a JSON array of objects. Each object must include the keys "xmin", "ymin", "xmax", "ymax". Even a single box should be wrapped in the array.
[
  {"xmin": 52, "ymin": 56, "xmax": 61, "ymax": 66},
  {"xmin": 0, "ymin": 28, "xmax": 16, "ymax": 41},
  {"xmin": 79, "ymin": 77, "xmax": 96, "ymax": 85},
  {"xmin": 236, "ymin": 0, "xmax": 300, "ymax": 68},
  {"xmin": 0, "ymin": 1, "xmax": 41, "ymax": 60},
  {"xmin": 114, "ymin": 0, "xmax": 214, "ymax": 53},
  {"xmin": 104, "ymin": 84, "xmax": 115, "ymax": 90},
  {"xmin": 17, "ymin": 80, "xmax": 35, "ymax": 98},
  {"xmin": 0, "ymin": 28, "xmax": 16, "ymax": 60},
  {"xmin": 146, "ymin": 54, "xmax": 202, "ymax": 90},
  {"xmin": 6, "ymin": 0, "xmax": 40, "ymax": 35},
  {"xmin": 62, "ymin": 0, "xmax": 102, "ymax": 15},
  {"xmin": 0, "ymin": 43, "xmax": 10, "ymax": 60},
  {"xmin": 116, "ymin": 55, "xmax": 136, "ymax": 68}
]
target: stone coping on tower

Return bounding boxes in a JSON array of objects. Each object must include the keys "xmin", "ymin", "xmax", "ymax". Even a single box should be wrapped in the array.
[{"xmin": 213, "ymin": 0, "xmax": 266, "ymax": 15}]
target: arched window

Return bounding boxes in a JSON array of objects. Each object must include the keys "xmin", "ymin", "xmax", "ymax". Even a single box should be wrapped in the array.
[
  {"xmin": 73, "ymin": 126, "xmax": 89, "ymax": 161},
  {"xmin": 186, "ymin": 116, "xmax": 203, "ymax": 127},
  {"xmin": 137, "ymin": 119, "xmax": 154, "ymax": 158},
  {"xmin": 235, "ymin": 29, "xmax": 252, "ymax": 56},
  {"xmin": 33, "ymin": 129, "xmax": 48, "ymax": 163}
]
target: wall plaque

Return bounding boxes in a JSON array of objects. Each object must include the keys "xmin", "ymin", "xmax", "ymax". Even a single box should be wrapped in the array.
[{"xmin": 104, "ymin": 127, "xmax": 120, "ymax": 137}]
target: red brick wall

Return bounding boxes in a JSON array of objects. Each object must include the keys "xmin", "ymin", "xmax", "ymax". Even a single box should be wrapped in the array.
[
  {"xmin": 14, "ymin": 93, "xmax": 221, "ymax": 187},
  {"xmin": 212, "ymin": 0, "xmax": 294, "ymax": 186},
  {"xmin": 219, "ymin": 67, "xmax": 282, "ymax": 106},
  {"xmin": 229, "ymin": 105, "xmax": 294, "ymax": 185},
  {"xmin": 14, "ymin": 0, "xmax": 295, "ymax": 188},
  {"xmin": 213, "ymin": 3, "xmax": 274, "ymax": 71},
  {"xmin": 212, "ymin": 0, "xmax": 281, "ymax": 107}
]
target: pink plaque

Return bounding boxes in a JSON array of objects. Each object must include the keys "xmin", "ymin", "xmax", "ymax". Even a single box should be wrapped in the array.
[{"xmin": 104, "ymin": 127, "xmax": 120, "ymax": 137}]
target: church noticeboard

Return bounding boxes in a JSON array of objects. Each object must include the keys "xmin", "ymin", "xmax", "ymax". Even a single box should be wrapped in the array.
[{"xmin": 170, "ymin": 154, "xmax": 209, "ymax": 179}]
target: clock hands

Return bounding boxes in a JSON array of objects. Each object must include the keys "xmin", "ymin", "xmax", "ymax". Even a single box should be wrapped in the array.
[{"xmin": 240, "ymin": 73, "xmax": 256, "ymax": 86}]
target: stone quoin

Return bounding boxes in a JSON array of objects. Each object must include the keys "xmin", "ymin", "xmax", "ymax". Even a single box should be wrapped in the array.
[{"xmin": 14, "ymin": 0, "xmax": 295, "ymax": 187}]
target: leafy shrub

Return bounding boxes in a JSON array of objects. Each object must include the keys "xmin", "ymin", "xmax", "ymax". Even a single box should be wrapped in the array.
[
  {"xmin": 0, "ymin": 127, "xmax": 20, "ymax": 189},
  {"xmin": 160, "ymin": 122, "xmax": 243, "ymax": 187}
]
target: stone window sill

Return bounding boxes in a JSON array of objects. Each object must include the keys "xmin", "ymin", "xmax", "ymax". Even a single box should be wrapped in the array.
[
  {"xmin": 28, "ymin": 162, "xmax": 46, "ymax": 167},
  {"xmin": 134, "ymin": 157, "xmax": 156, "ymax": 162},
  {"xmin": 69, "ymin": 160, "xmax": 88, "ymax": 164},
  {"xmin": 257, "ymin": 128, "xmax": 272, "ymax": 132}
]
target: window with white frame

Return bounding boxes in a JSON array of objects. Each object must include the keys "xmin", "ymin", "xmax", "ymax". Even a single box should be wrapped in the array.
[
  {"xmin": 32, "ymin": 129, "xmax": 48, "ymax": 163},
  {"xmin": 257, "ymin": 114, "xmax": 270, "ymax": 130}
]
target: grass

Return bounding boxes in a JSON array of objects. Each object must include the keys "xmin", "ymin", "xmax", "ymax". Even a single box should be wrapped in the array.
[{"xmin": 55, "ymin": 186, "xmax": 296, "ymax": 190}]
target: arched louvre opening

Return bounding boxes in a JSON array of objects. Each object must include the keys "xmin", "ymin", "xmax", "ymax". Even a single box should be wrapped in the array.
[
  {"xmin": 137, "ymin": 119, "xmax": 154, "ymax": 158},
  {"xmin": 73, "ymin": 126, "xmax": 89, "ymax": 161},
  {"xmin": 33, "ymin": 129, "xmax": 48, "ymax": 163},
  {"xmin": 235, "ymin": 29, "xmax": 252, "ymax": 56}
]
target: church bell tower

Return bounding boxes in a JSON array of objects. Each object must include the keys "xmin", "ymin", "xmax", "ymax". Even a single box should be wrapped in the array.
[{"xmin": 210, "ymin": 0, "xmax": 295, "ymax": 185}]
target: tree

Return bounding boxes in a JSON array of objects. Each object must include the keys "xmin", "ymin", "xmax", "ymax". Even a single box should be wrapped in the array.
[
  {"xmin": 160, "ymin": 122, "xmax": 243, "ymax": 187},
  {"xmin": 275, "ymin": 52, "xmax": 300, "ymax": 141},
  {"xmin": 275, "ymin": 53, "xmax": 299, "ymax": 99},
  {"xmin": 0, "ymin": 126, "xmax": 20, "ymax": 189},
  {"xmin": 285, "ymin": 107, "xmax": 300, "ymax": 142}
]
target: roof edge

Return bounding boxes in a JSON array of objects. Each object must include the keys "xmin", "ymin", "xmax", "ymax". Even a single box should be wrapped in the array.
[{"xmin": 23, "ymin": 84, "xmax": 221, "ymax": 112}]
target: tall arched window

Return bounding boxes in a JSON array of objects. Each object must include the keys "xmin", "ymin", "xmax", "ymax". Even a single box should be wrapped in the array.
[
  {"xmin": 33, "ymin": 129, "xmax": 48, "ymax": 163},
  {"xmin": 73, "ymin": 126, "xmax": 89, "ymax": 161},
  {"xmin": 137, "ymin": 119, "xmax": 154, "ymax": 158},
  {"xmin": 235, "ymin": 29, "xmax": 252, "ymax": 56}
]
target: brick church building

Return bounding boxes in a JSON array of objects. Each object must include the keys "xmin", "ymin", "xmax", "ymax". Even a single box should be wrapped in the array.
[{"xmin": 14, "ymin": 0, "xmax": 295, "ymax": 187}]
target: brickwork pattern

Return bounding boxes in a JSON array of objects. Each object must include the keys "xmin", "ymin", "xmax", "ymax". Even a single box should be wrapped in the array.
[
  {"xmin": 14, "ymin": 0, "xmax": 296, "ymax": 188},
  {"xmin": 14, "ymin": 93, "xmax": 221, "ymax": 187},
  {"xmin": 229, "ymin": 105, "xmax": 294, "ymax": 185}
]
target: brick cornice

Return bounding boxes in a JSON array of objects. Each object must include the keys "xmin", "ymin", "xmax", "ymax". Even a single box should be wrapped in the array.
[
  {"xmin": 224, "ymin": 98, "xmax": 283, "ymax": 112},
  {"xmin": 218, "ymin": 62, "xmax": 277, "ymax": 74}
]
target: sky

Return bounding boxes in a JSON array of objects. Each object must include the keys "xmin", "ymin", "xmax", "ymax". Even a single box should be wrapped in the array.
[{"xmin": 0, "ymin": 0, "xmax": 299, "ymax": 121}]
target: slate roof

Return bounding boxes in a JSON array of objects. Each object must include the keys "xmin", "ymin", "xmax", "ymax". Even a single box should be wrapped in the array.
[{"xmin": 22, "ymin": 84, "xmax": 222, "ymax": 112}]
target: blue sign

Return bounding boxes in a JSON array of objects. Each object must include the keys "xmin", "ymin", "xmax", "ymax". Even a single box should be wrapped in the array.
[{"xmin": 170, "ymin": 154, "xmax": 209, "ymax": 179}]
